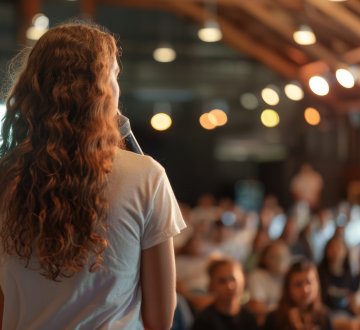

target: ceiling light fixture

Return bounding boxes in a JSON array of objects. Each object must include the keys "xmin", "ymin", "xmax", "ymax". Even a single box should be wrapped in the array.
[
  {"xmin": 261, "ymin": 85, "xmax": 280, "ymax": 106},
  {"xmin": 309, "ymin": 76, "xmax": 329, "ymax": 96},
  {"xmin": 335, "ymin": 67, "xmax": 355, "ymax": 88},
  {"xmin": 198, "ymin": 19, "xmax": 222, "ymax": 42},
  {"xmin": 284, "ymin": 82, "xmax": 304, "ymax": 101},
  {"xmin": 293, "ymin": 24, "xmax": 316, "ymax": 45},
  {"xmin": 152, "ymin": 43, "xmax": 176, "ymax": 63}
]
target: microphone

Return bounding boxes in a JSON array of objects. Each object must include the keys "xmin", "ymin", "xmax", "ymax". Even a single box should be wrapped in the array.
[{"xmin": 117, "ymin": 112, "xmax": 143, "ymax": 155}]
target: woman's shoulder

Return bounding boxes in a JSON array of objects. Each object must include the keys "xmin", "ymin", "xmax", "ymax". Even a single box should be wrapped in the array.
[{"xmin": 112, "ymin": 148, "xmax": 165, "ymax": 180}]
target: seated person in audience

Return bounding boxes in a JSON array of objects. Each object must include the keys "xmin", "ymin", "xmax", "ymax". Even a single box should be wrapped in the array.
[
  {"xmin": 247, "ymin": 239, "xmax": 291, "ymax": 326},
  {"xmin": 191, "ymin": 258, "xmax": 259, "ymax": 330},
  {"xmin": 318, "ymin": 235, "xmax": 359, "ymax": 330},
  {"xmin": 280, "ymin": 215, "xmax": 312, "ymax": 260},
  {"xmin": 244, "ymin": 227, "xmax": 270, "ymax": 273},
  {"xmin": 176, "ymin": 232, "xmax": 214, "ymax": 311},
  {"xmin": 318, "ymin": 235, "xmax": 358, "ymax": 315},
  {"xmin": 263, "ymin": 258, "xmax": 332, "ymax": 330}
]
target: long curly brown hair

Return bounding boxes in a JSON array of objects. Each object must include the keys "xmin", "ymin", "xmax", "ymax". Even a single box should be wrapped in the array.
[{"xmin": 0, "ymin": 22, "xmax": 121, "ymax": 280}]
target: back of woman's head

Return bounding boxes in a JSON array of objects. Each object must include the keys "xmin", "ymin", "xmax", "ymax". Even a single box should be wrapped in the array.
[{"xmin": 0, "ymin": 22, "xmax": 121, "ymax": 281}]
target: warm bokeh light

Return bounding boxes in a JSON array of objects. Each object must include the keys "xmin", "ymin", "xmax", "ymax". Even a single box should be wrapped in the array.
[
  {"xmin": 150, "ymin": 113, "xmax": 172, "ymax": 131},
  {"xmin": 293, "ymin": 25, "xmax": 316, "ymax": 45},
  {"xmin": 26, "ymin": 13, "xmax": 49, "ymax": 40},
  {"xmin": 240, "ymin": 93, "xmax": 258, "ymax": 110},
  {"xmin": 199, "ymin": 113, "xmax": 217, "ymax": 130},
  {"xmin": 32, "ymin": 13, "xmax": 49, "ymax": 29},
  {"xmin": 284, "ymin": 83, "xmax": 304, "ymax": 101},
  {"xmin": 153, "ymin": 44, "xmax": 176, "ymax": 63},
  {"xmin": 26, "ymin": 26, "xmax": 47, "ymax": 40},
  {"xmin": 260, "ymin": 109, "xmax": 280, "ymax": 128},
  {"xmin": 209, "ymin": 109, "xmax": 228, "ymax": 126},
  {"xmin": 261, "ymin": 86, "xmax": 280, "ymax": 106},
  {"xmin": 336, "ymin": 68, "xmax": 355, "ymax": 88},
  {"xmin": 309, "ymin": 76, "xmax": 329, "ymax": 96},
  {"xmin": 304, "ymin": 107, "xmax": 321, "ymax": 126},
  {"xmin": 198, "ymin": 20, "xmax": 222, "ymax": 42}
]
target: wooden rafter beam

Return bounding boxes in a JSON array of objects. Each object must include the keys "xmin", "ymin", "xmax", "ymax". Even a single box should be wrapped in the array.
[
  {"xmin": 307, "ymin": 0, "xmax": 360, "ymax": 41},
  {"xmin": 81, "ymin": 0, "xmax": 96, "ymax": 17},
  {"xmin": 18, "ymin": 0, "xmax": 41, "ymax": 43},
  {"xmin": 230, "ymin": 1, "xmax": 340, "ymax": 68},
  {"xmin": 165, "ymin": 1, "xmax": 298, "ymax": 78}
]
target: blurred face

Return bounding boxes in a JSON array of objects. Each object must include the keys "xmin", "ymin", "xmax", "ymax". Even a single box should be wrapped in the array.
[
  {"xmin": 326, "ymin": 238, "xmax": 347, "ymax": 265},
  {"xmin": 265, "ymin": 243, "xmax": 290, "ymax": 275},
  {"xmin": 209, "ymin": 263, "xmax": 244, "ymax": 302},
  {"xmin": 109, "ymin": 58, "xmax": 120, "ymax": 113},
  {"xmin": 289, "ymin": 268, "xmax": 319, "ymax": 310}
]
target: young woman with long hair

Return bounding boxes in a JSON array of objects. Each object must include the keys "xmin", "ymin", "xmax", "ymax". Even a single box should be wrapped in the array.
[
  {"xmin": 0, "ymin": 22, "xmax": 186, "ymax": 329},
  {"xmin": 263, "ymin": 258, "xmax": 332, "ymax": 330}
]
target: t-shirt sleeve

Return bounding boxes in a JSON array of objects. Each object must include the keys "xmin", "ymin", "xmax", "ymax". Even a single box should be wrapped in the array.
[{"xmin": 141, "ymin": 167, "xmax": 187, "ymax": 250}]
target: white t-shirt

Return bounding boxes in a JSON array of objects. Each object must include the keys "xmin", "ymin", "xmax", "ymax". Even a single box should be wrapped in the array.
[
  {"xmin": 0, "ymin": 148, "xmax": 186, "ymax": 329},
  {"xmin": 247, "ymin": 268, "xmax": 283, "ymax": 307}
]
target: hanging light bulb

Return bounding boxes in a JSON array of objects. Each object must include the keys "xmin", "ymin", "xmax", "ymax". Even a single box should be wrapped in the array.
[
  {"xmin": 336, "ymin": 68, "xmax": 355, "ymax": 88},
  {"xmin": 304, "ymin": 107, "xmax": 321, "ymax": 126},
  {"xmin": 309, "ymin": 76, "xmax": 329, "ymax": 96},
  {"xmin": 260, "ymin": 109, "xmax": 280, "ymax": 128},
  {"xmin": 261, "ymin": 86, "xmax": 280, "ymax": 106},
  {"xmin": 153, "ymin": 43, "xmax": 176, "ymax": 63},
  {"xmin": 150, "ymin": 113, "xmax": 172, "ymax": 131},
  {"xmin": 284, "ymin": 82, "xmax": 304, "ymax": 101},
  {"xmin": 199, "ymin": 113, "xmax": 217, "ymax": 130},
  {"xmin": 198, "ymin": 19, "xmax": 222, "ymax": 42},
  {"xmin": 293, "ymin": 24, "xmax": 316, "ymax": 45}
]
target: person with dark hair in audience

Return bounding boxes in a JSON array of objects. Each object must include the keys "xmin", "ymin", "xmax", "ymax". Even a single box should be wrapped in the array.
[
  {"xmin": 247, "ymin": 239, "xmax": 290, "ymax": 326},
  {"xmin": 264, "ymin": 258, "xmax": 333, "ymax": 330},
  {"xmin": 317, "ymin": 235, "xmax": 359, "ymax": 329},
  {"xmin": 191, "ymin": 258, "xmax": 258, "ymax": 330}
]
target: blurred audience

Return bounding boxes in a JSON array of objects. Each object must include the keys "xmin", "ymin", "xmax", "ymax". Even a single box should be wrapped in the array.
[
  {"xmin": 263, "ymin": 258, "xmax": 332, "ymax": 330},
  {"xmin": 191, "ymin": 258, "xmax": 258, "ymax": 330}
]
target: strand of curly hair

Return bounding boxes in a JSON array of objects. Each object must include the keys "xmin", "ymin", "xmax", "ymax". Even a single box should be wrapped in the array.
[{"xmin": 0, "ymin": 23, "xmax": 121, "ymax": 281}]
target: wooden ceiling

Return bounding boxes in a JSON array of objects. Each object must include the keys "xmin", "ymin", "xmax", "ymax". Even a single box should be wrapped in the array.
[{"xmin": 18, "ymin": 0, "xmax": 360, "ymax": 113}]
